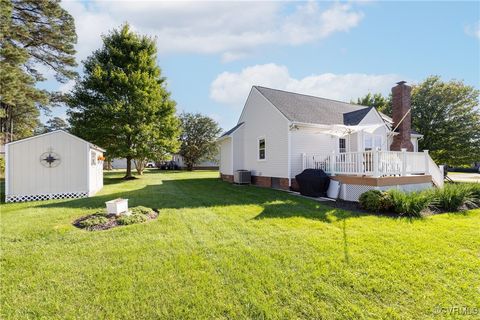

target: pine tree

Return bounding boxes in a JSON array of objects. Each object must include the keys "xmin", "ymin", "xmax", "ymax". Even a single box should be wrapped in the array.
[
  {"xmin": 0, "ymin": 0, "xmax": 77, "ymax": 140},
  {"xmin": 68, "ymin": 24, "xmax": 180, "ymax": 178}
]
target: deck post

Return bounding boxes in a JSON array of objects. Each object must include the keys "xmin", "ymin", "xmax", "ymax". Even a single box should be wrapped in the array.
[
  {"xmin": 401, "ymin": 148, "xmax": 407, "ymax": 176},
  {"xmin": 301, "ymin": 153, "xmax": 306, "ymax": 171},
  {"xmin": 330, "ymin": 150, "xmax": 336, "ymax": 176},
  {"xmin": 424, "ymin": 150, "xmax": 430, "ymax": 175},
  {"xmin": 373, "ymin": 148, "xmax": 380, "ymax": 177}
]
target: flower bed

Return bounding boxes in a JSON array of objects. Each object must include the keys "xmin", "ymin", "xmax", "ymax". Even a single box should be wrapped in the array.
[{"xmin": 73, "ymin": 206, "xmax": 158, "ymax": 231}]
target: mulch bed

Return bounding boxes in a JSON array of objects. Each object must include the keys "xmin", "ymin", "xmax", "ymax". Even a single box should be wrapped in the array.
[{"xmin": 73, "ymin": 209, "xmax": 158, "ymax": 231}]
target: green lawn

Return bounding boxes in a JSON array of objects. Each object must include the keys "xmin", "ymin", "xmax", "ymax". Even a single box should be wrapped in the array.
[{"xmin": 1, "ymin": 170, "xmax": 479, "ymax": 319}]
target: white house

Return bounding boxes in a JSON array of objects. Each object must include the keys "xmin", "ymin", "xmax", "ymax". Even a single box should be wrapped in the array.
[
  {"xmin": 5, "ymin": 130, "xmax": 105, "ymax": 202},
  {"xmin": 172, "ymin": 154, "xmax": 219, "ymax": 169},
  {"xmin": 218, "ymin": 82, "xmax": 444, "ymax": 201}
]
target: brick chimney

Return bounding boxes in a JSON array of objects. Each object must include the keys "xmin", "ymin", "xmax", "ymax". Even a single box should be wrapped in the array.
[{"xmin": 390, "ymin": 81, "xmax": 414, "ymax": 151}]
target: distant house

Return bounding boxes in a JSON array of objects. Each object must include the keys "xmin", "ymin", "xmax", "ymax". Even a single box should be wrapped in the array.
[
  {"xmin": 172, "ymin": 154, "xmax": 219, "ymax": 170},
  {"xmin": 108, "ymin": 154, "xmax": 219, "ymax": 170},
  {"xmin": 4, "ymin": 130, "xmax": 105, "ymax": 202},
  {"xmin": 218, "ymin": 82, "xmax": 444, "ymax": 201}
]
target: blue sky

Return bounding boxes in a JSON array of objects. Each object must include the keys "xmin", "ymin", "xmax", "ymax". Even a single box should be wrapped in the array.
[{"xmin": 40, "ymin": 0, "xmax": 480, "ymax": 131}]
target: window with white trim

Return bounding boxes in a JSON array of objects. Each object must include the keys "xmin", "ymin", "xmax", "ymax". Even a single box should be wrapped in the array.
[
  {"xmin": 339, "ymin": 138, "xmax": 346, "ymax": 153},
  {"xmin": 258, "ymin": 138, "xmax": 266, "ymax": 160},
  {"xmin": 364, "ymin": 134, "xmax": 382, "ymax": 151},
  {"xmin": 91, "ymin": 151, "xmax": 97, "ymax": 165}
]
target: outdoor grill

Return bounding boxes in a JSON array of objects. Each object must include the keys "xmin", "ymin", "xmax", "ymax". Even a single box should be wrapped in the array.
[{"xmin": 295, "ymin": 169, "xmax": 330, "ymax": 197}]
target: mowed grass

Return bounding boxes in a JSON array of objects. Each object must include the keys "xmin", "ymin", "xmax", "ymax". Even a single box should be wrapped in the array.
[{"xmin": 1, "ymin": 170, "xmax": 479, "ymax": 319}]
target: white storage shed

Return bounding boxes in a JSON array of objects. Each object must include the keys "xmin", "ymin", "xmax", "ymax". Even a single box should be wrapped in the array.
[{"xmin": 5, "ymin": 130, "xmax": 105, "ymax": 202}]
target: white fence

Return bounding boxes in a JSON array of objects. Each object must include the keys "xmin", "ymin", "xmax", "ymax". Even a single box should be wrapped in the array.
[{"xmin": 302, "ymin": 149, "xmax": 444, "ymax": 187}]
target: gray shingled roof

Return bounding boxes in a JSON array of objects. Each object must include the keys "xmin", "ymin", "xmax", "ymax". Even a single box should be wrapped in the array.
[
  {"xmin": 343, "ymin": 107, "xmax": 373, "ymax": 125},
  {"xmin": 220, "ymin": 122, "xmax": 244, "ymax": 138},
  {"xmin": 254, "ymin": 86, "xmax": 375, "ymax": 125}
]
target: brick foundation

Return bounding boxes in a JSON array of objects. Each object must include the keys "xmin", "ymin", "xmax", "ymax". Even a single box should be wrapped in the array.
[
  {"xmin": 290, "ymin": 178, "xmax": 299, "ymax": 192},
  {"xmin": 251, "ymin": 176, "xmax": 272, "ymax": 188},
  {"xmin": 278, "ymin": 178, "xmax": 290, "ymax": 190},
  {"xmin": 220, "ymin": 174, "xmax": 234, "ymax": 183},
  {"xmin": 223, "ymin": 173, "xmax": 291, "ymax": 190}
]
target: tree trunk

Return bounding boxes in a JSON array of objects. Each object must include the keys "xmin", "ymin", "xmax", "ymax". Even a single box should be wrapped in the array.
[
  {"xmin": 134, "ymin": 159, "xmax": 145, "ymax": 175},
  {"xmin": 124, "ymin": 156, "xmax": 133, "ymax": 179},
  {"xmin": 105, "ymin": 159, "xmax": 112, "ymax": 170},
  {"xmin": 187, "ymin": 162, "xmax": 194, "ymax": 171}
]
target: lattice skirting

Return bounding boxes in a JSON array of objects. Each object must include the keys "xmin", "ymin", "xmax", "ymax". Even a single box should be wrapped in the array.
[
  {"xmin": 340, "ymin": 183, "xmax": 433, "ymax": 202},
  {"xmin": 5, "ymin": 192, "xmax": 88, "ymax": 203}
]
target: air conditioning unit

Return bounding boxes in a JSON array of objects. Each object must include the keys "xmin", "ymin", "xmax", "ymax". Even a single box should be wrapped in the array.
[{"xmin": 234, "ymin": 170, "xmax": 251, "ymax": 184}]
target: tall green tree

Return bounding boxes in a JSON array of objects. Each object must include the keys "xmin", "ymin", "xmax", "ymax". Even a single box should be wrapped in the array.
[
  {"xmin": 0, "ymin": 0, "xmax": 77, "ymax": 140},
  {"xmin": 411, "ymin": 76, "xmax": 480, "ymax": 166},
  {"xmin": 68, "ymin": 24, "xmax": 180, "ymax": 179},
  {"xmin": 352, "ymin": 93, "xmax": 392, "ymax": 116},
  {"xmin": 178, "ymin": 113, "xmax": 221, "ymax": 171},
  {"xmin": 46, "ymin": 116, "xmax": 68, "ymax": 131}
]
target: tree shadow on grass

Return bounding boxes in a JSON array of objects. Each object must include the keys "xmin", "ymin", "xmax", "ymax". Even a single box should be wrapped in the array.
[
  {"xmin": 35, "ymin": 177, "xmax": 370, "ymax": 225},
  {"xmin": 254, "ymin": 200, "xmax": 357, "ymax": 222}
]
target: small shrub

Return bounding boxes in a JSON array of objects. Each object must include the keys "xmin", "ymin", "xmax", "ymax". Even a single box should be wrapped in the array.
[
  {"xmin": 0, "ymin": 157, "xmax": 5, "ymax": 174},
  {"xmin": 77, "ymin": 214, "xmax": 109, "ymax": 228},
  {"xmin": 131, "ymin": 206, "xmax": 152, "ymax": 215},
  {"xmin": 359, "ymin": 190, "xmax": 392, "ymax": 212},
  {"xmin": 387, "ymin": 189, "xmax": 433, "ymax": 217},
  {"xmin": 465, "ymin": 183, "xmax": 480, "ymax": 205},
  {"xmin": 117, "ymin": 214, "xmax": 148, "ymax": 225},
  {"xmin": 432, "ymin": 184, "xmax": 478, "ymax": 211}
]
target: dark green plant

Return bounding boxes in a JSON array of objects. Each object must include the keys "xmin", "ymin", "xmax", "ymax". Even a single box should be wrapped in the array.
[
  {"xmin": 432, "ymin": 184, "xmax": 478, "ymax": 211},
  {"xmin": 359, "ymin": 190, "xmax": 392, "ymax": 212},
  {"xmin": 77, "ymin": 214, "xmax": 109, "ymax": 229},
  {"xmin": 117, "ymin": 214, "xmax": 148, "ymax": 226},
  {"xmin": 387, "ymin": 190, "xmax": 433, "ymax": 217}
]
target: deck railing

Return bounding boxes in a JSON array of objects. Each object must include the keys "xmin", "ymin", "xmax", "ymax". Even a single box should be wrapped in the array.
[{"xmin": 302, "ymin": 149, "xmax": 444, "ymax": 187}]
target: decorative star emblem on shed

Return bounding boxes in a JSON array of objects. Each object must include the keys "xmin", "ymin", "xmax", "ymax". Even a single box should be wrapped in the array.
[{"xmin": 40, "ymin": 148, "xmax": 61, "ymax": 168}]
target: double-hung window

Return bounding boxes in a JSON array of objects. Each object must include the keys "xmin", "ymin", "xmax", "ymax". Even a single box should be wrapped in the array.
[
  {"xmin": 339, "ymin": 138, "xmax": 347, "ymax": 153},
  {"xmin": 258, "ymin": 138, "xmax": 266, "ymax": 160},
  {"xmin": 364, "ymin": 134, "xmax": 382, "ymax": 151}
]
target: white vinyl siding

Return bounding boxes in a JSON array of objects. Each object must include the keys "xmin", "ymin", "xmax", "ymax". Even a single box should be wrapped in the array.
[
  {"xmin": 290, "ymin": 127, "xmax": 337, "ymax": 177},
  {"xmin": 219, "ymin": 138, "xmax": 233, "ymax": 175},
  {"xmin": 5, "ymin": 131, "xmax": 103, "ymax": 198},
  {"xmin": 238, "ymin": 88, "xmax": 289, "ymax": 178},
  {"xmin": 232, "ymin": 125, "xmax": 244, "ymax": 171},
  {"xmin": 358, "ymin": 108, "xmax": 389, "ymax": 151}
]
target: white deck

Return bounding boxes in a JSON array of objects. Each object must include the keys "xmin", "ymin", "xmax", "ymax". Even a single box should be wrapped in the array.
[{"xmin": 302, "ymin": 150, "xmax": 444, "ymax": 188}]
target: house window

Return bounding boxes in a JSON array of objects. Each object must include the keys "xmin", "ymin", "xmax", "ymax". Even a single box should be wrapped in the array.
[
  {"xmin": 91, "ymin": 151, "xmax": 97, "ymax": 165},
  {"xmin": 364, "ymin": 135, "xmax": 382, "ymax": 151},
  {"xmin": 339, "ymin": 138, "xmax": 346, "ymax": 153},
  {"xmin": 258, "ymin": 138, "xmax": 266, "ymax": 160}
]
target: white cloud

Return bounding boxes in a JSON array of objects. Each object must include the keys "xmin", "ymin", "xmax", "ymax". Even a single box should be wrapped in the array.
[
  {"xmin": 61, "ymin": 1, "xmax": 364, "ymax": 62},
  {"xmin": 210, "ymin": 63, "xmax": 404, "ymax": 107},
  {"xmin": 465, "ymin": 21, "xmax": 480, "ymax": 39}
]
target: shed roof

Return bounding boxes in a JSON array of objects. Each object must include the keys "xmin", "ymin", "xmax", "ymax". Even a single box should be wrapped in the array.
[{"xmin": 5, "ymin": 130, "xmax": 106, "ymax": 152}]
